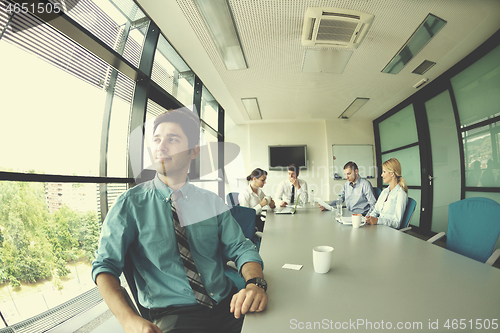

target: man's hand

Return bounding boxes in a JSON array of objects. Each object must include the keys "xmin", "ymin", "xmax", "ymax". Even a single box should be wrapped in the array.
[
  {"xmin": 365, "ymin": 216, "xmax": 378, "ymax": 225},
  {"xmin": 230, "ymin": 284, "xmax": 267, "ymax": 319},
  {"xmin": 280, "ymin": 201, "xmax": 288, "ymax": 207},
  {"xmin": 290, "ymin": 177, "xmax": 300, "ymax": 188},
  {"xmin": 318, "ymin": 204, "xmax": 327, "ymax": 211},
  {"xmin": 269, "ymin": 199, "xmax": 276, "ymax": 209}
]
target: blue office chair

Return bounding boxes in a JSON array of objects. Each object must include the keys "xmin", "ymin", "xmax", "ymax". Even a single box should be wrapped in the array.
[
  {"xmin": 372, "ymin": 187, "xmax": 382, "ymax": 200},
  {"xmin": 224, "ymin": 205, "xmax": 261, "ymax": 290},
  {"xmin": 427, "ymin": 197, "xmax": 500, "ymax": 265},
  {"xmin": 226, "ymin": 192, "xmax": 240, "ymax": 206},
  {"xmin": 399, "ymin": 197, "xmax": 417, "ymax": 232}
]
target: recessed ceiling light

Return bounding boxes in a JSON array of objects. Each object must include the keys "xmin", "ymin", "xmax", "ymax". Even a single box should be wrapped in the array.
[
  {"xmin": 339, "ymin": 98, "xmax": 370, "ymax": 119},
  {"xmin": 193, "ymin": 0, "xmax": 248, "ymax": 70}
]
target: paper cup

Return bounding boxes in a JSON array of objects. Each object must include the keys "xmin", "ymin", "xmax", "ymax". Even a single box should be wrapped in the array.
[
  {"xmin": 312, "ymin": 246, "xmax": 334, "ymax": 274},
  {"xmin": 352, "ymin": 214, "xmax": 362, "ymax": 228}
]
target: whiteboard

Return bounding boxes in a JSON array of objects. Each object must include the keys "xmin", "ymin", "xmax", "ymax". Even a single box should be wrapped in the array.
[{"xmin": 332, "ymin": 145, "xmax": 376, "ymax": 179}]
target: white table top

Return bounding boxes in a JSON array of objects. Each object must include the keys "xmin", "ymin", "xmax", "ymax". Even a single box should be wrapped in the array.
[{"xmin": 242, "ymin": 207, "xmax": 500, "ymax": 332}]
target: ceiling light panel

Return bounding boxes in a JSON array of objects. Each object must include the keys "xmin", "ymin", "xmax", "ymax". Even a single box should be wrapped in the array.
[
  {"xmin": 382, "ymin": 14, "xmax": 446, "ymax": 75},
  {"xmin": 193, "ymin": 0, "xmax": 247, "ymax": 70},
  {"xmin": 242, "ymin": 98, "xmax": 262, "ymax": 120},
  {"xmin": 412, "ymin": 60, "xmax": 436, "ymax": 75},
  {"xmin": 339, "ymin": 98, "xmax": 370, "ymax": 119}
]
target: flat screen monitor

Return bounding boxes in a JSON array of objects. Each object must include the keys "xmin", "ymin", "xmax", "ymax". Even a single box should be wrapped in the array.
[{"xmin": 269, "ymin": 145, "xmax": 307, "ymax": 171}]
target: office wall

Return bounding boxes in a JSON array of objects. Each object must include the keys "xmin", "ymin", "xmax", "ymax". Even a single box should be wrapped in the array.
[
  {"xmin": 325, "ymin": 120, "xmax": 377, "ymax": 199},
  {"xmin": 225, "ymin": 119, "xmax": 376, "ymax": 202}
]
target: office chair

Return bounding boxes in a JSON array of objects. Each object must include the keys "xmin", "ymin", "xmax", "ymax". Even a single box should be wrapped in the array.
[
  {"xmin": 224, "ymin": 205, "xmax": 261, "ymax": 290},
  {"xmin": 372, "ymin": 187, "xmax": 382, "ymax": 200},
  {"xmin": 427, "ymin": 197, "xmax": 500, "ymax": 265},
  {"xmin": 122, "ymin": 251, "xmax": 152, "ymax": 321},
  {"xmin": 226, "ymin": 192, "xmax": 240, "ymax": 206},
  {"xmin": 399, "ymin": 197, "xmax": 416, "ymax": 232}
]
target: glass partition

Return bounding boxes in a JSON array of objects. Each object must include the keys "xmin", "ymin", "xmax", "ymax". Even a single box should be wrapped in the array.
[
  {"xmin": 381, "ymin": 146, "xmax": 421, "ymax": 186},
  {"xmin": 426, "ymin": 91, "xmax": 461, "ymax": 233},
  {"xmin": 379, "ymin": 104, "xmax": 418, "ymax": 152},
  {"xmin": 451, "ymin": 44, "xmax": 500, "ymax": 128}
]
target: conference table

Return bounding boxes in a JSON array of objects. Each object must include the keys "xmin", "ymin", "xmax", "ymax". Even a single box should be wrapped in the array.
[{"xmin": 242, "ymin": 207, "xmax": 500, "ymax": 332}]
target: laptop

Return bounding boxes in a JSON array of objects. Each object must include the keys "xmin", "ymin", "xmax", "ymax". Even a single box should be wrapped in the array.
[{"xmin": 275, "ymin": 195, "xmax": 300, "ymax": 214}]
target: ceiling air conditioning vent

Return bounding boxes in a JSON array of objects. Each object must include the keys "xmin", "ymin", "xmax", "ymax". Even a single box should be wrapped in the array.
[{"xmin": 301, "ymin": 7, "xmax": 374, "ymax": 49}]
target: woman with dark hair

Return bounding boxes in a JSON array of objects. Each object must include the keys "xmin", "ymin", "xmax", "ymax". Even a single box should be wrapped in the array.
[
  {"xmin": 365, "ymin": 158, "xmax": 408, "ymax": 229},
  {"xmin": 239, "ymin": 168, "xmax": 276, "ymax": 215}
]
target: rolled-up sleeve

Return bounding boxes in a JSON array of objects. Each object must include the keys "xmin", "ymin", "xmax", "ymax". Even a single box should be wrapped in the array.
[
  {"xmin": 91, "ymin": 195, "xmax": 137, "ymax": 283},
  {"xmin": 218, "ymin": 210, "xmax": 263, "ymax": 273}
]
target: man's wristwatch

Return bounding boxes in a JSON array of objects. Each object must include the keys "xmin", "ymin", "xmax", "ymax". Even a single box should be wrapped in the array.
[{"xmin": 245, "ymin": 277, "xmax": 267, "ymax": 292}]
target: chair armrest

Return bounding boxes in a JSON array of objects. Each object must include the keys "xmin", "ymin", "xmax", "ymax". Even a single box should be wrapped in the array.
[
  {"xmin": 255, "ymin": 231, "xmax": 263, "ymax": 240},
  {"xmin": 121, "ymin": 286, "xmax": 141, "ymax": 317},
  {"xmin": 427, "ymin": 232, "xmax": 445, "ymax": 243},
  {"xmin": 485, "ymin": 249, "xmax": 500, "ymax": 266},
  {"xmin": 399, "ymin": 226, "xmax": 412, "ymax": 232}
]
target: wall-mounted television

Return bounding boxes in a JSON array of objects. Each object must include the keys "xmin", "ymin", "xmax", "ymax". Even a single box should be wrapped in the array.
[{"xmin": 269, "ymin": 145, "xmax": 307, "ymax": 171}]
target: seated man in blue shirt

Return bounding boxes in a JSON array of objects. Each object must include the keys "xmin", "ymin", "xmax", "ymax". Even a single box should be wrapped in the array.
[
  {"xmin": 92, "ymin": 108, "xmax": 267, "ymax": 333},
  {"xmin": 319, "ymin": 161, "xmax": 376, "ymax": 216}
]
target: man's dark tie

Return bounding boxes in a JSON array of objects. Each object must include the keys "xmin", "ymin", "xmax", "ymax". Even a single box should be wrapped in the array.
[
  {"xmin": 171, "ymin": 192, "xmax": 213, "ymax": 308},
  {"xmin": 290, "ymin": 184, "xmax": 295, "ymax": 204}
]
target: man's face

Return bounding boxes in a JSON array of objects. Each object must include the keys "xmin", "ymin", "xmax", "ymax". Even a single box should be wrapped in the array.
[
  {"xmin": 153, "ymin": 122, "xmax": 198, "ymax": 178},
  {"xmin": 288, "ymin": 170, "xmax": 297, "ymax": 182},
  {"xmin": 344, "ymin": 167, "xmax": 358, "ymax": 183}
]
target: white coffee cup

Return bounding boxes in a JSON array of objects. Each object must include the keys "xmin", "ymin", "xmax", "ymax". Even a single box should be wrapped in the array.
[
  {"xmin": 352, "ymin": 214, "xmax": 362, "ymax": 228},
  {"xmin": 312, "ymin": 246, "xmax": 334, "ymax": 274}
]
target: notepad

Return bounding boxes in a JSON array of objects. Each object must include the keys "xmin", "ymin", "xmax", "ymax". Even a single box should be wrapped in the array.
[{"xmin": 282, "ymin": 264, "xmax": 303, "ymax": 270}]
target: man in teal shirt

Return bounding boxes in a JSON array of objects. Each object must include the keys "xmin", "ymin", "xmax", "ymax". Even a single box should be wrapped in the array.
[{"xmin": 92, "ymin": 108, "xmax": 267, "ymax": 332}]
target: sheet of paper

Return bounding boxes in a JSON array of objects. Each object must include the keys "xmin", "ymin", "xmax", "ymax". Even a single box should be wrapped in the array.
[
  {"xmin": 316, "ymin": 199, "xmax": 334, "ymax": 211},
  {"xmin": 282, "ymin": 264, "xmax": 303, "ymax": 270}
]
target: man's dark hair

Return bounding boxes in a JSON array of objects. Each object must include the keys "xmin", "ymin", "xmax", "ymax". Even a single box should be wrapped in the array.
[
  {"xmin": 344, "ymin": 161, "xmax": 358, "ymax": 171},
  {"xmin": 288, "ymin": 164, "xmax": 299, "ymax": 177},
  {"xmin": 153, "ymin": 109, "xmax": 201, "ymax": 148}
]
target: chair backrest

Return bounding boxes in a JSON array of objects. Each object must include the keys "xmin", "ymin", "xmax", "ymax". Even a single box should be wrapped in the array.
[
  {"xmin": 229, "ymin": 205, "xmax": 257, "ymax": 240},
  {"xmin": 447, "ymin": 197, "xmax": 500, "ymax": 263},
  {"xmin": 226, "ymin": 192, "xmax": 240, "ymax": 206},
  {"xmin": 400, "ymin": 197, "xmax": 416, "ymax": 229},
  {"xmin": 373, "ymin": 187, "xmax": 382, "ymax": 200},
  {"xmin": 123, "ymin": 251, "xmax": 151, "ymax": 321}
]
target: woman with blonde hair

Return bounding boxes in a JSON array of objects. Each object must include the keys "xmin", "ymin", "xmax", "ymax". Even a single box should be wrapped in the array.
[{"xmin": 365, "ymin": 158, "xmax": 408, "ymax": 229}]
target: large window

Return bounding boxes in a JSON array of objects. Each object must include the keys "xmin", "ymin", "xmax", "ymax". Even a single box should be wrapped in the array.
[
  {"xmin": 452, "ymin": 44, "xmax": 500, "ymax": 189},
  {"xmin": 0, "ymin": 0, "xmax": 226, "ymax": 330}
]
